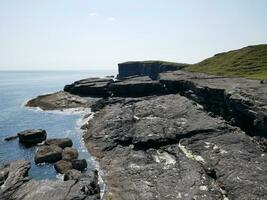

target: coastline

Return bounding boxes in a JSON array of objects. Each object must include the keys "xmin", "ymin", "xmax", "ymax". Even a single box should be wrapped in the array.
[{"xmin": 1, "ymin": 61, "xmax": 266, "ymax": 200}]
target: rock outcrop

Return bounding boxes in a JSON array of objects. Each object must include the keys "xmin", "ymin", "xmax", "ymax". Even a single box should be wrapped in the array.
[
  {"xmin": 109, "ymin": 76, "xmax": 163, "ymax": 97},
  {"xmin": 159, "ymin": 70, "xmax": 267, "ymax": 137},
  {"xmin": 117, "ymin": 61, "xmax": 187, "ymax": 80},
  {"xmin": 84, "ymin": 94, "xmax": 267, "ymax": 200},
  {"xmin": 25, "ymin": 91, "xmax": 93, "ymax": 110},
  {"xmin": 24, "ymin": 63, "xmax": 267, "ymax": 200},
  {"xmin": 0, "ymin": 160, "xmax": 100, "ymax": 200},
  {"xmin": 17, "ymin": 129, "xmax": 47, "ymax": 145},
  {"xmin": 64, "ymin": 77, "xmax": 114, "ymax": 97}
]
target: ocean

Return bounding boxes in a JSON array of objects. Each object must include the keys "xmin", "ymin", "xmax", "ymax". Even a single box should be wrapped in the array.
[{"xmin": 0, "ymin": 70, "xmax": 115, "ymax": 180}]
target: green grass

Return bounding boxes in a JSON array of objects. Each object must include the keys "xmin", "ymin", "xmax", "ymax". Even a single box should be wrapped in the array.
[{"xmin": 186, "ymin": 44, "xmax": 267, "ymax": 80}]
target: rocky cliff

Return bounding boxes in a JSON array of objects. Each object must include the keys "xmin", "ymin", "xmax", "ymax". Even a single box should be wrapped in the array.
[
  {"xmin": 24, "ymin": 60, "xmax": 267, "ymax": 200},
  {"xmin": 117, "ymin": 61, "xmax": 188, "ymax": 80}
]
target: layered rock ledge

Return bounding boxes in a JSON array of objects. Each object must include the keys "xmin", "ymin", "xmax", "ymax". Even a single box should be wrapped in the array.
[{"xmin": 24, "ymin": 61, "xmax": 267, "ymax": 200}]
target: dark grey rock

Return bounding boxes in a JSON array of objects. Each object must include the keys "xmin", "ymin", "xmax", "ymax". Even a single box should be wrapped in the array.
[
  {"xmin": 84, "ymin": 94, "xmax": 267, "ymax": 200},
  {"xmin": 117, "ymin": 61, "xmax": 187, "ymax": 80},
  {"xmin": 4, "ymin": 135, "xmax": 18, "ymax": 141},
  {"xmin": 62, "ymin": 147, "xmax": 79, "ymax": 161},
  {"xmin": 45, "ymin": 138, "xmax": 73, "ymax": 148},
  {"xmin": 63, "ymin": 169, "xmax": 82, "ymax": 181},
  {"xmin": 35, "ymin": 145, "xmax": 63, "ymax": 164},
  {"xmin": 109, "ymin": 76, "xmax": 163, "ymax": 97},
  {"xmin": 72, "ymin": 159, "xmax": 87, "ymax": 171},
  {"xmin": 0, "ymin": 160, "xmax": 100, "ymax": 200},
  {"xmin": 64, "ymin": 77, "xmax": 113, "ymax": 97},
  {"xmin": 17, "ymin": 129, "xmax": 47, "ymax": 145},
  {"xmin": 25, "ymin": 91, "xmax": 97, "ymax": 111},
  {"xmin": 54, "ymin": 160, "xmax": 73, "ymax": 174},
  {"xmin": 159, "ymin": 70, "xmax": 267, "ymax": 137}
]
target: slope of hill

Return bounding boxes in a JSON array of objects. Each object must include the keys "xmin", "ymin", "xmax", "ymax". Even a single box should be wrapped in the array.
[{"xmin": 187, "ymin": 44, "xmax": 267, "ymax": 80}]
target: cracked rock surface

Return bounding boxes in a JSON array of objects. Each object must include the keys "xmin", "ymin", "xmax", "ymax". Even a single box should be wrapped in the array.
[
  {"xmin": 0, "ymin": 160, "xmax": 100, "ymax": 200},
  {"xmin": 84, "ymin": 94, "xmax": 267, "ymax": 200}
]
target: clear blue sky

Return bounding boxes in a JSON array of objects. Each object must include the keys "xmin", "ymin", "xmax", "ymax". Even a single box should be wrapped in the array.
[{"xmin": 0, "ymin": 0, "xmax": 266, "ymax": 70}]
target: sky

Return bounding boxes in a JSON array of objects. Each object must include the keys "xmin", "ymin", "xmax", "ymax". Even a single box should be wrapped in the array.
[{"xmin": 0, "ymin": 0, "xmax": 266, "ymax": 71}]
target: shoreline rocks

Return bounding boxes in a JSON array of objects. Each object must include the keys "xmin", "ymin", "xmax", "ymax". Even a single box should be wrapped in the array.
[
  {"xmin": 21, "ymin": 61, "xmax": 267, "ymax": 200},
  {"xmin": 0, "ymin": 160, "xmax": 100, "ymax": 200}
]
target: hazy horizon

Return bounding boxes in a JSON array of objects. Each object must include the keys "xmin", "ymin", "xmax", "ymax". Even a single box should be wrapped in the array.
[{"xmin": 1, "ymin": 0, "xmax": 267, "ymax": 71}]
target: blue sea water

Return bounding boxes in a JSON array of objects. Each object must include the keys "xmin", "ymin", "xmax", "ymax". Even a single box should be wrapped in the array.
[{"xmin": 0, "ymin": 70, "xmax": 115, "ymax": 180}]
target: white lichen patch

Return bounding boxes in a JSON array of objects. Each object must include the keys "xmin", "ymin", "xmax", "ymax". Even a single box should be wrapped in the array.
[
  {"xmin": 178, "ymin": 143, "xmax": 205, "ymax": 163},
  {"xmin": 128, "ymin": 163, "xmax": 141, "ymax": 169},
  {"xmin": 199, "ymin": 185, "xmax": 208, "ymax": 191},
  {"xmin": 153, "ymin": 151, "xmax": 176, "ymax": 166},
  {"xmin": 176, "ymin": 118, "xmax": 188, "ymax": 126}
]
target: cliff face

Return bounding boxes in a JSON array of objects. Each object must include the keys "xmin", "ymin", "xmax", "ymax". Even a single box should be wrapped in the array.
[
  {"xmin": 117, "ymin": 61, "xmax": 188, "ymax": 80},
  {"xmin": 25, "ymin": 59, "xmax": 267, "ymax": 200}
]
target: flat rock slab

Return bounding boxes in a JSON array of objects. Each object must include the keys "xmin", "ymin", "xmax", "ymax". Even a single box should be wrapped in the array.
[
  {"xmin": 0, "ymin": 160, "xmax": 100, "ymax": 200},
  {"xmin": 26, "ymin": 91, "xmax": 96, "ymax": 111},
  {"xmin": 64, "ymin": 77, "xmax": 114, "ymax": 97},
  {"xmin": 45, "ymin": 138, "xmax": 73, "ymax": 148},
  {"xmin": 109, "ymin": 76, "xmax": 163, "ymax": 97},
  {"xmin": 18, "ymin": 129, "xmax": 47, "ymax": 145},
  {"xmin": 35, "ymin": 145, "xmax": 63, "ymax": 164},
  {"xmin": 84, "ymin": 94, "xmax": 267, "ymax": 200}
]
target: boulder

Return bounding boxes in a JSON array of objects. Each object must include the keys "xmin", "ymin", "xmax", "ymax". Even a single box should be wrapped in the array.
[
  {"xmin": 64, "ymin": 77, "xmax": 113, "ymax": 97},
  {"xmin": 72, "ymin": 159, "xmax": 87, "ymax": 171},
  {"xmin": 17, "ymin": 129, "xmax": 47, "ymax": 145},
  {"xmin": 62, "ymin": 147, "xmax": 79, "ymax": 161},
  {"xmin": 35, "ymin": 145, "xmax": 62, "ymax": 164},
  {"xmin": 109, "ymin": 76, "xmax": 163, "ymax": 97},
  {"xmin": 45, "ymin": 138, "xmax": 73, "ymax": 148},
  {"xmin": 63, "ymin": 169, "xmax": 82, "ymax": 181},
  {"xmin": 54, "ymin": 160, "xmax": 73, "ymax": 174}
]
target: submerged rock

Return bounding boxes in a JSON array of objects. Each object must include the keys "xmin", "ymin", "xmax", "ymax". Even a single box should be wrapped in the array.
[
  {"xmin": 45, "ymin": 138, "xmax": 73, "ymax": 148},
  {"xmin": 4, "ymin": 135, "xmax": 18, "ymax": 141},
  {"xmin": 17, "ymin": 129, "xmax": 47, "ymax": 145},
  {"xmin": 35, "ymin": 145, "xmax": 63, "ymax": 164}
]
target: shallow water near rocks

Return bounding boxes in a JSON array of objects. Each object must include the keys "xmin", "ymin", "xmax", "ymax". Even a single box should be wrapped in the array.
[{"xmin": 0, "ymin": 70, "xmax": 115, "ymax": 180}]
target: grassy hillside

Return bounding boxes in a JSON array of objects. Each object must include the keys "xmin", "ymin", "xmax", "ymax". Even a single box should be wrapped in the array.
[{"xmin": 186, "ymin": 44, "xmax": 267, "ymax": 80}]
